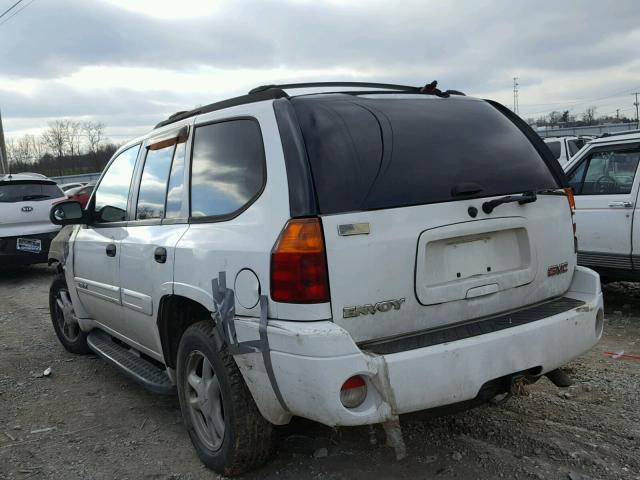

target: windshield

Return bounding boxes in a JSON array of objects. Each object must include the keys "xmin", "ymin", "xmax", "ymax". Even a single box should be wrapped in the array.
[
  {"xmin": 0, "ymin": 181, "xmax": 64, "ymax": 203},
  {"xmin": 293, "ymin": 95, "xmax": 559, "ymax": 214}
]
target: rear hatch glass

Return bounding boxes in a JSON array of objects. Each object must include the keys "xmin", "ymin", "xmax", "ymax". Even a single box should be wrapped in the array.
[
  {"xmin": 0, "ymin": 181, "xmax": 64, "ymax": 203},
  {"xmin": 292, "ymin": 95, "xmax": 560, "ymax": 214}
]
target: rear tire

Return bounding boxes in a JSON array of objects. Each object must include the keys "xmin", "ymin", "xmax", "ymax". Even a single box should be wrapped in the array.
[
  {"xmin": 49, "ymin": 274, "xmax": 91, "ymax": 354},
  {"xmin": 176, "ymin": 320, "xmax": 274, "ymax": 476}
]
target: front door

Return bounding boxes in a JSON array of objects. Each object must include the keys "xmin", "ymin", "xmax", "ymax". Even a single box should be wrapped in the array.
[
  {"xmin": 118, "ymin": 127, "xmax": 190, "ymax": 357},
  {"xmin": 73, "ymin": 144, "xmax": 141, "ymax": 335},
  {"xmin": 566, "ymin": 144, "xmax": 640, "ymax": 270}
]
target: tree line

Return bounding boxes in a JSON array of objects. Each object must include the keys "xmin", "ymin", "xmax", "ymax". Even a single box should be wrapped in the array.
[
  {"xmin": 6, "ymin": 120, "xmax": 119, "ymax": 177},
  {"xmin": 526, "ymin": 106, "xmax": 637, "ymax": 128}
]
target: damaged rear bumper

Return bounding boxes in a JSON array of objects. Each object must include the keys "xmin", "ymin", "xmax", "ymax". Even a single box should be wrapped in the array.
[{"xmin": 234, "ymin": 266, "xmax": 603, "ymax": 426}]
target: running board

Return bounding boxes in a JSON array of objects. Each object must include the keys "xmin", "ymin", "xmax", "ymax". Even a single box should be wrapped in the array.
[{"xmin": 87, "ymin": 329, "xmax": 175, "ymax": 395}]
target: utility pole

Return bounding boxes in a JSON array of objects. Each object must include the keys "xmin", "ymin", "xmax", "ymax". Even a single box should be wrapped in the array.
[
  {"xmin": 634, "ymin": 93, "xmax": 639, "ymax": 129},
  {"xmin": 513, "ymin": 77, "xmax": 519, "ymax": 115},
  {"xmin": 616, "ymin": 109, "xmax": 620, "ymax": 121},
  {"xmin": 0, "ymin": 109, "xmax": 7, "ymax": 175}
]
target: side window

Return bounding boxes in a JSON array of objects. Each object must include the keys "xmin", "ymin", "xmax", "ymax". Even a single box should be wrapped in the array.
[
  {"xmin": 546, "ymin": 141, "xmax": 561, "ymax": 159},
  {"xmin": 567, "ymin": 160, "xmax": 587, "ymax": 194},
  {"xmin": 94, "ymin": 145, "xmax": 140, "ymax": 223},
  {"xmin": 165, "ymin": 142, "xmax": 186, "ymax": 219},
  {"xmin": 568, "ymin": 140, "xmax": 581, "ymax": 157},
  {"xmin": 577, "ymin": 148, "xmax": 640, "ymax": 195},
  {"xmin": 136, "ymin": 145, "xmax": 174, "ymax": 220},
  {"xmin": 190, "ymin": 119, "xmax": 265, "ymax": 218}
]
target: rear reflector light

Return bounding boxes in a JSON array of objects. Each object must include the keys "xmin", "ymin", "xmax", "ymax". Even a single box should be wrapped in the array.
[
  {"xmin": 564, "ymin": 187, "xmax": 575, "ymax": 213},
  {"xmin": 270, "ymin": 217, "xmax": 330, "ymax": 303},
  {"xmin": 340, "ymin": 375, "xmax": 367, "ymax": 409}
]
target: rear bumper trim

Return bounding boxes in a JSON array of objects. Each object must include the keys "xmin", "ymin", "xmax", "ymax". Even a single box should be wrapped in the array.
[{"xmin": 360, "ymin": 297, "xmax": 584, "ymax": 355}]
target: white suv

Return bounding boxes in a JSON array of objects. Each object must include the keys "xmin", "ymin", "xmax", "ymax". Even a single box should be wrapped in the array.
[
  {"xmin": 0, "ymin": 173, "xmax": 64, "ymax": 266},
  {"xmin": 543, "ymin": 136, "xmax": 590, "ymax": 165},
  {"xmin": 564, "ymin": 131, "xmax": 640, "ymax": 281},
  {"xmin": 47, "ymin": 82, "xmax": 604, "ymax": 476}
]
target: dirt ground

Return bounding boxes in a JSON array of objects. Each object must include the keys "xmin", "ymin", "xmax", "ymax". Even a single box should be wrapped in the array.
[{"xmin": 1, "ymin": 265, "xmax": 639, "ymax": 480}]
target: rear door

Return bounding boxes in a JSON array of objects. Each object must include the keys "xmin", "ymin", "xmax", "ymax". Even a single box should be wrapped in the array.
[
  {"xmin": 566, "ymin": 143, "xmax": 640, "ymax": 270},
  {"xmin": 73, "ymin": 144, "xmax": 140, "ymax": 332},
  {"xmin": 118, "ymin": 126, "xmax": 190, "ymax": 357},
  {"xmin": 293, "ymin": 95, "xmax": 574, "ymax": 343}
]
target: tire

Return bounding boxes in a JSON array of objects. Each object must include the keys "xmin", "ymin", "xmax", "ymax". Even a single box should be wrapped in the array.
[
  {"xmin": 176, "ymin": 320, "xmax": 274, "ymax": 476},
  {"xmin": 49, "ymin": 274, "xmax": 91, "ymax": 354}
]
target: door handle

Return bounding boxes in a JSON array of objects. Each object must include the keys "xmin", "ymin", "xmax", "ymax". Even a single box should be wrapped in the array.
[
  {"xmin": 154, "ymin": 247, "xmax": 167, "ymax": 264},
  {"xmin": 106, "ymin": 244, "xmax": 117, "ymax": 257},
  {"xmin": 608, "ymin": 201, "xmax": 633, "ymax": 208}
]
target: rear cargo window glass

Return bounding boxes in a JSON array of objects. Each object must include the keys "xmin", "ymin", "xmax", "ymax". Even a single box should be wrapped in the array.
[
  {"xmin": 0, "ymin": 182, "xmax": 64, "ymax": 202},
  {"xmin": 292, "ymin": 96, "xmax": 559, "ymax": 214},
  {"xmin": 546, "ymin": 141, "xmax": 561, "ymax": 159},
  {"xmin": 190, "ymin": 119, "xmax": 265, "ymax": 218}
]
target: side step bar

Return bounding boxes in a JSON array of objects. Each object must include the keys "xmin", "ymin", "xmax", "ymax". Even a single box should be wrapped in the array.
[{"xmin": 87, "ymin": 329, "xmax": 175, "ymax": 395}]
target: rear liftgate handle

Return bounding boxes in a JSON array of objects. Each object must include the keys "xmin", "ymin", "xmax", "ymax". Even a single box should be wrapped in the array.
[
  {"xmin": 105, "ymin": 244, "xmax": 117, "ymax": 257},
  {"xmin": 154, "ymin": 247, "xmax": 167, "ymax": 264}
]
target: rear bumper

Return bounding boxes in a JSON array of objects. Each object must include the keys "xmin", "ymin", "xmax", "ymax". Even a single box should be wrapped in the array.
[
  {"xmin": 235, "ymin": 266, "xmax": 603, "ymax": 426},
  {"xmin": 0, "ymin": 231, "xmax": 58, "ymax": 266}
]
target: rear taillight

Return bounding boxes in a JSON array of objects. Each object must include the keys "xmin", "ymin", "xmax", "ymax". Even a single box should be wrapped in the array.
[
  {"xmin": 270, "ymin": 217, "xmax": 330, "ymax": 303},
  {"xmin": 565, "ymin": 187, "xmax": 578, "ymax": 253},
  {"xmin": 340, "ymin": 375, "xmax": 367, "ymax": 409}
]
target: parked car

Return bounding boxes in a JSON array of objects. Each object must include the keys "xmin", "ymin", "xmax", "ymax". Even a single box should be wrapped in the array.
[
  {"xmin": 47, "ymin": 82, "xmax": 603, "ymax": 476},
  {"xmin": 543, "ymin": 136, "xmax": 591, "ymax": 165},
  {"xmin": 564, "ymin": 131, "xmax": 640, "ymax": 281},
  {"xmin": 65, "ymin": 184, "xmax": 94, "ymax": 208},
  {"xmin": 0, "ymin": 173, "xmax": 64, "ymax": 266},
  {"xmin": 59, "ymin": 182, "xmax": 87, "ymax": 192}
]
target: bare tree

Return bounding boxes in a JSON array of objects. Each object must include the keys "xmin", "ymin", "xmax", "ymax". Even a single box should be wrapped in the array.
[
  {"xmin": 83, "ymin": 121, "xmax": 106, "ymax": 155},
  {"xmin": 42, "ymin": 120, "xmax": 70, "ymax": 159},
  {"xmin": 67, "ymin": 121, "xmax": 83, "ymax": 157},
  {"xmin": 582, "ymin": 106, "xmax": 597, "ymax": 125}
]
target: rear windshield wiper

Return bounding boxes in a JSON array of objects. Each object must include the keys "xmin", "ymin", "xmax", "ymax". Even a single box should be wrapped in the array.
[
  {"xmin": 482, "ymin": 191, "xmax": 537, "ymax": 214},
  {"xmin": 22, "ymin": 195, "xmax": 50, "ymax": 201}
]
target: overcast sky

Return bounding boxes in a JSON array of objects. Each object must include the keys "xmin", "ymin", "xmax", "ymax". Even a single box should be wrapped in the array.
[{"xmin": 1, "ymin": 0, "xmax": 639, "ymax": 143}]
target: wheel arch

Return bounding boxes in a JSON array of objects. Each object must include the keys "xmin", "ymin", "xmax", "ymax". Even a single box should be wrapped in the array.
[{"xmin": 157, "ymin": 294, "xmax": 212, "ymax": 369}]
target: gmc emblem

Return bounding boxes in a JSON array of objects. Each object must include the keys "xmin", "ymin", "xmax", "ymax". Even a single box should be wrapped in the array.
[{"xmin": 547, "ymin": 262, "xmax": 569, "ymax": 277}]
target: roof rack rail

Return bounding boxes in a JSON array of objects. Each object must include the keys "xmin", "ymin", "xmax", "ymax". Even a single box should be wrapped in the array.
[
  {"xmin": 154, "ymin": 88, "xmax": 288, "ymax": 129},
  {"xmin": 250, "ymin": 81, "xmax": 465, "ymax": 98},
  {"xmin": 249, "ymin": 82, "xmax": 421, "ymax": 94},
  {"xmin": 155, "ymin": 81, "xmax": 465, "ymax": 130}
]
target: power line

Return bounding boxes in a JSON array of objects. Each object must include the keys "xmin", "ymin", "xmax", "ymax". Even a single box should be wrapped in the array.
[
  {"xmin": 0, "ymin": 0, "xmax": 34, "ymax": 27},
  {"xmin": 0, "ymin": 0, "xmax": 22, "ymax": 20}
]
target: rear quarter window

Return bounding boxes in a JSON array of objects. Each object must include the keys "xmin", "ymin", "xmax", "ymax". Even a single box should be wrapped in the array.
[
  {"xmin": 546, "ymin": 141, "xmax": 562, "ymax": 159},
  {"xmin": 293, "ymin": 96, "xmax": 559, "ymax": 214},
  {"xmin": 190, "ymin": 119, "xmax": 265, "ymax": 219}
]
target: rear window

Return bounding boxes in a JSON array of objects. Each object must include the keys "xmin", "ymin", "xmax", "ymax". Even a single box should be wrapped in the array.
[
  {"xmin": 0, "ymin": 181, "xmax": 64, "ymax": 203},
  {"xmin": 292, "ymin": 96, "xmax": 559, "ymax": 214}
]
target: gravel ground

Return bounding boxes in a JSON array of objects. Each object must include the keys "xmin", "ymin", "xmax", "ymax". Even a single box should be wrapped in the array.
[{"xmin": 1, "ymin": 265, "xmax": 639, "ymax": 480}]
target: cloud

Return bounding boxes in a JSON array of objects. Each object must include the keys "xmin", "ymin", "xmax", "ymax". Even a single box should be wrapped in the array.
[{"xmin": 0, "ymin": 0, "xmax": 639, "ymax": 138}]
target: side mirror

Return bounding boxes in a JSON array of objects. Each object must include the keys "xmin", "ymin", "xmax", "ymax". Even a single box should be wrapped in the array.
[{"xmin": 50, "ymin": 201, "xmax": 88, "ymax": 225}]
